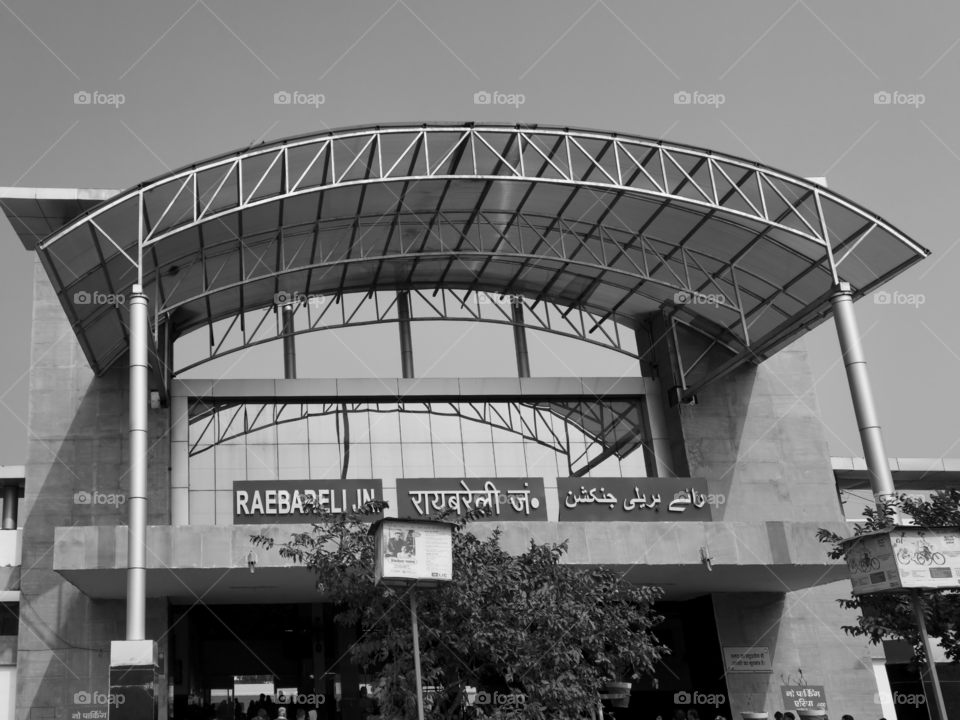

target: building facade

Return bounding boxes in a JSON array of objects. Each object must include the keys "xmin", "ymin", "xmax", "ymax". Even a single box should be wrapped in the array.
[{"xmin": 0, "ymin": 123, "xmax": 941, "ymax": 719}]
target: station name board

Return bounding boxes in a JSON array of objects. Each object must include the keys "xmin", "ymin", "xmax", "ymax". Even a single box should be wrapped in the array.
[
  {"xmin": 396, "ymin": 478, "xmax": 548, "ymax": 521},
  {"xmin": 557, "ymin": 477, "xmax": 713, "ymax": 522},
  {"xmin": 233, "ymin": 480, "xmax": 383, "ymax": 524}
]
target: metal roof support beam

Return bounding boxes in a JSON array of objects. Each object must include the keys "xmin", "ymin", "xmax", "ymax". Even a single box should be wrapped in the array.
[
  {"xmin": 397, "ymin": 291, "xmax": 414, "ymax": 378},
  {"xmin": 830, "ymin": 282, "xmax": 894, "ymax": 505},
  {"xmin": 280, "ymin": 303, "xmax": 297, "ymax": 379},
  {"xmin": 512, "ymin": 302, "xmax": 531, "ymax": 378}
]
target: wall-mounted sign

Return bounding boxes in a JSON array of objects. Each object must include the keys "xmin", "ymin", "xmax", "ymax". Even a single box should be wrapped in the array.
[
  {"xmin": 780, "ymin": 686, "xmax": 827, "ymax": 712},
  {"xmin": 557, "ymin": 478, "xmax": 713, "ymax": 522},
  {"xmin": 843, "ymin": 526, "xmax": 960, "ymax": 595},
  {"xmin": 233, "ymin": 480, "xmax": 383, "ymax": 524},
  {"xmin": 396, "ymin": 478, "xmax": 547, "ymax": 521},
  {"xmin": 721, "ymin": 646, "xmax": 772, "ymax": 673},
  {"xmin": 372, "ymin": 518, "xmax": 454, "ymax": 587}
]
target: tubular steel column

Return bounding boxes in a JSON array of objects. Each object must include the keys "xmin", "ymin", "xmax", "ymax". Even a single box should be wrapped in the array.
[
  {"xmin": 397, "ymin": 291, "xmax": 415, "ymax": 379},
  {"xmin": 281, "ymin": 303, "xmax": 297, "ymax": 380},
  {"xmin": 830, "ymin": 282, "xmax": 896, "ymax": 506},
  {"xmin": 126, "ymin": 285, "xmax": 149, "ymax": 641},
  {"xmin": 1, "ymin": 486, "xmax": 17, "ymax": 530},
  {"xmin": 512, "ymin": 302, "xmax": 531, "ymax": 378}
]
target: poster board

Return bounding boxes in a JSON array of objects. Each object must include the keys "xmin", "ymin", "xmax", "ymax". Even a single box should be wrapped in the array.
[
  {"xmin": 843, "ymin": 527, "xmax": 960, "ymax": 595},
  {"xmin": 373, "ymin": 519, "xmax": 453, "ymax": 588}
]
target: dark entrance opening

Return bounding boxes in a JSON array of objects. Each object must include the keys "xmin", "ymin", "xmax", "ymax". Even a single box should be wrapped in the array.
[
  {"xmin": 608, "ymin": 595, "xmax": 731, "ymax": 720},
  {"xmin": 169, "ymin": 603, "xmax": 377, "ymax": 720}
]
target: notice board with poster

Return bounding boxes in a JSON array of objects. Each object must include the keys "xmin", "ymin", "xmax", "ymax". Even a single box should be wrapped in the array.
[
  {"xmin": 373, "ymin": 519, "xmax": 453, "ymax": 587},
  {"xmin": 843, "ymin": 526, "xmax": 960, "ymax": 595}
]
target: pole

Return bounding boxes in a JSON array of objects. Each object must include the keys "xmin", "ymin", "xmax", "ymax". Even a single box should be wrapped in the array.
[
  {"xmin": 1, "ymin": 486, "xmax": 17, "ymax": 530},
  {"xmin": 281, "ymin": 303, "xmax": 297, "ymax": 379},
  {"xmin": 409, "ymin": 587, "xmax": 425, "ymax": 720},
  {"xmin": 126, "ymin": 285, "xmax": 149, "ymax": 641},
  {"xmin": 398, "ymin": 291, "xmax": 415, "ymax": 379},
  {"xmin": 832, "ymin": 282, "xmax": 945, "ymax": 716},
  {"xmin": 830, "ymin": 283, "xmax": 896, "ymax": 506},
  {"xmin": 911, "ymin": 589, "xmax": 948, "ymax": 720},
  {"xmin": 512, "ymin": 302, "xmax": 531, "ymax": 378}
]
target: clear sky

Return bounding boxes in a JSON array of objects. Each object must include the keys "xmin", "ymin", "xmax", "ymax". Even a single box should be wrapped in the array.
[{"xmin": 0, "ymin": 1, "xmax": 956, "ymax": 464}]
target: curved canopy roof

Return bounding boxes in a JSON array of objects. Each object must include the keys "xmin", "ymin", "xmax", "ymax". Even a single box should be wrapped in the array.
[{"xmin": 19, "ymin": 122, "xmax": 929, "ymax": 379}]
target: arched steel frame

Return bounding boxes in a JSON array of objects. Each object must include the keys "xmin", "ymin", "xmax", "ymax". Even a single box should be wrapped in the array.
[
  {"xmin": 188, "ymin": 398, "xmax": 646, "ymax": 475},
  {"xmin": 36, "ymin": 123, "xmax": 929, "ymax": 388}
]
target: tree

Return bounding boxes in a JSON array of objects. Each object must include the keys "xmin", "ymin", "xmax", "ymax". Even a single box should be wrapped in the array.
[
  {"xmin": 818, "ymin": 489, "xmax": 960, "ymax": 664},
  {"xmin": 252, "ymin": 502, "xmax": 666, "ymax": 720}
]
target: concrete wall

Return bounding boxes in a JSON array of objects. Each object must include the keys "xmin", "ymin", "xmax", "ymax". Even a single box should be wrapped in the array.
[
  {"xmin": 715, "ymin": 585, "xmax": 882, "ymax": 718},
  {"xmin": 656, "ymin": 313, "xmax": 885, "ymax": 715},
  {"xmin": 18, "ymin": 258, "xmax": 169, "ymax": 719}
]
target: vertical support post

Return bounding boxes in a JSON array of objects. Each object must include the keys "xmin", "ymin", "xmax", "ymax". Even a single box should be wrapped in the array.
[
  {"xmin": 170, "ymin": 394, "xmax": 189, "ymax": 526},
  {"xmin": 639, "ymin": 390, "xmax": 674, "ymax": 478},
  {"xmin": 281, "ymin": 303, "xmax": 297, "ymax": 380},
  {"xmin": 911, "ymin": 589, "xmax": 948, "ymax": 720},
  {"xmin": 397, "ymin": 291, "xmax": 415, "ymax": 379},
  {"xmin": 410, "ymin": 588, "xmax": 425, "ymax": 720},
  {"xmin": 832, "ymin": 283, "xmax": 945, "ymax": 716},
  {"xmin": 1, "ymin": 486, "xmax": 17, "ymax": 530},
  {"xmin": 512, "ymin": 302, "xmax": 531, "ymax": 378},
  {"xmin": 830, "ymin": 283, "xmax": 896, "ymax": 506},
  {"xmin": 127, "ymin": 285, "xmax": 149, "ymax": 642}
]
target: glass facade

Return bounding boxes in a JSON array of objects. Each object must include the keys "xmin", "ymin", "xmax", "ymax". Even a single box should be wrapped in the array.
[{"xmin": 187, "ymin": 404, "xmax": 648, "ymax": 525}]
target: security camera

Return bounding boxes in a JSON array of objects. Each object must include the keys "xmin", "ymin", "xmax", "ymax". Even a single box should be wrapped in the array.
[{"xmin": 247, "ymin": 550, "xmax": 257, "ymax": 574}]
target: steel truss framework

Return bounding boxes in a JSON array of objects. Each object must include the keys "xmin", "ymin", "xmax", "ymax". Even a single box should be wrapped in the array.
[
  {"xmin": 183, "ymin": 288, "xmax": 638, "ymax": 375},
  {"xmin": 35, "ymin": 122, "xmax": 928, "ymax": 388},
  {"xmin": 188, "ymin": 398, "xmax": 646, "ymax": 476}
]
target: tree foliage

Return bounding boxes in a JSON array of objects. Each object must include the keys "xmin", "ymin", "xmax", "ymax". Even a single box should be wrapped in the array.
[
  {"xmin": 817, "ymin": 489, "xmax": 960, "ymax": 664},
  {"xmin": 252, "ymin": 502, "xmax": 666, "ymax": 720}
]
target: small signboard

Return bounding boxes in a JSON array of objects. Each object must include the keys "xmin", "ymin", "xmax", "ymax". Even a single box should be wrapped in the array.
[
  {"xmin": 721, "ymin": 646, "xmax": 772, "ymax": 673},
  {"xmin": 233, "ymin": 480, "xmax": 383, "ymax": 524},
  {"xmin": 557, "ymin": 478, "xmax": 714, "ymax": 522},
  {"xmin": 780, "ymin": 685, "xmax": 827, "ymax": 713},
  {"xmin": 372, "ymin": 518, "xmax": 454, "ymax": 588},
  {"xmin": 842, "ymin": 526, "xmax": 960, "ymax": 595}
]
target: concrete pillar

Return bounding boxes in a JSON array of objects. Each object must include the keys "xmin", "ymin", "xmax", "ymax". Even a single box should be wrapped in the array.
[
  {"xmin": 830, "ymin": 283, "xmax": 895, "ymax": 507},
  {"xmin": 282, "ymin": 303, "xmax": 297, "ymax": 380},
  {"xmin": 512, "ymin": 303, "xmax": 531, "ymax": 378},
  {"xmin": 126, "ymin": 286, "xmax": 149, "ymax": 641},
  {"xmin": 640, "ymin": 380, "xmax": 674, "ymax": 477},
  {"xmin": 397, "ymin": 291, "xmax": 414, "ymax": 379},
  {"xmin": 109, "ymin": 639, "xmax": 159, "ymax": 720},
  {"xmin": 170, "ymin": 395, "xmax": 189, "ymax": 525},
  {"xmin": 1, "ymin": 486, "xmax": 17, "ymax": 530}
]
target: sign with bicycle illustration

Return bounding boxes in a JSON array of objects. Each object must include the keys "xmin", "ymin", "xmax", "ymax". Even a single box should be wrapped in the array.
[{"xmin": 841, "ymin": 526, "xmax": 960, "ymax": 595}]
